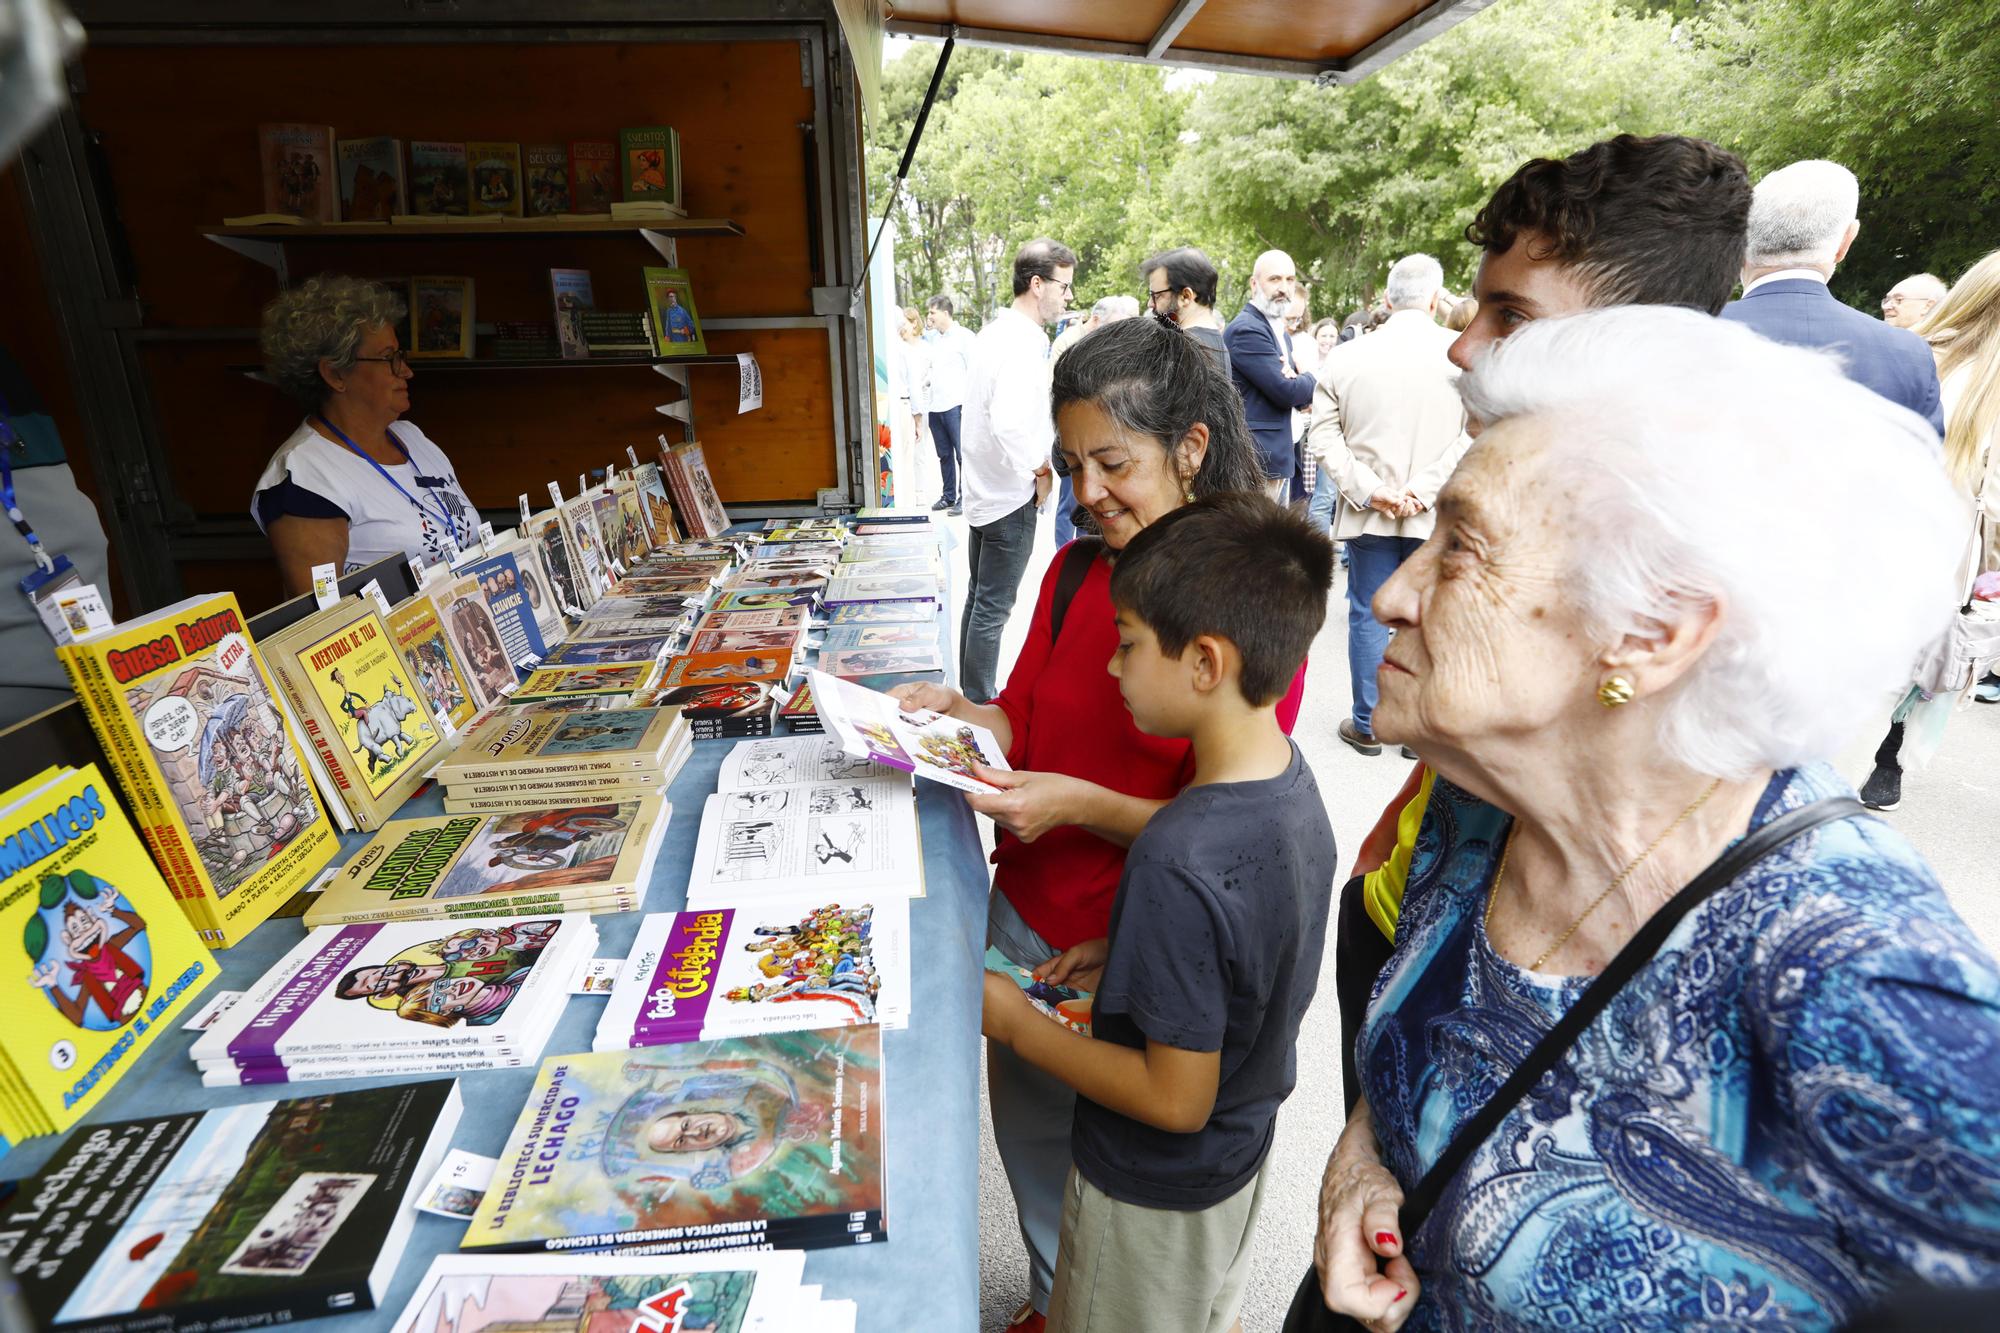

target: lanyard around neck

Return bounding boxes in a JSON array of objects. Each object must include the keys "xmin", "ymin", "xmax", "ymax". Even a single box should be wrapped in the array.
[
  {"xmin": 314, "ymin": 414, "xmax": 464, "ymax": 547},
  {"xmin": 0, "ymin": 394, "xmax": 53, "ymax": 572}
]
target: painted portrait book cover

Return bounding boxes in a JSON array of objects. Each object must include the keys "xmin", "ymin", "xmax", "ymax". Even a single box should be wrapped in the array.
[
  {"xmin": 3, "ymin": 1080, "xmax": 460, "ymax": 1331},
  {"xmin": 1, "ymin": 764, "xmax": 215, "ymax": 1137},
  {"xmin": 463, "ymin": 1027, "xmax": 885, "ymax": 1254},
  {"xmin": 61, "ymin": 591, "xmax": 337, "ymax": 942},
  {"xmin": 386, "ymin": 594, "xmax": 479, "ymax": 734},
  {"xmin": 256, "ymin": 122, "xmax": 336, "ymax": 222},
  {"xmin": 643, "ymin": 267, "xmax": 708, "ymax": 357},
  {"xmin": 303, "ymin": 798, "xmax": 666, "ymax": 927},
  {"xmin": 559, "ymin": 493, "xmax": 614, "ymax": 603},
  {"xmin": 431, "ymin": 574, "xmax": 521, "ymax": 709},
  {"xmin": 261, "ymin": 598, "xmax": 444, "ymax": 831}
]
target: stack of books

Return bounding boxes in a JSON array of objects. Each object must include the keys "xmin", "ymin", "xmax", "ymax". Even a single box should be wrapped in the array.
[
  {"xmin": 594, "ymin": 894, "xmax": 909, "ymax": 1050},
  {"xmin": 7, "ymin": 1080, "xmax": 460, "ymax": 1327},
  {"xmin": 580, "ymin": 310, "xmax": 652, "ymax": 355},
  {"xmin": 431, "ymin": 702, "xmax": 691, "ymax": 811},
  {"xmin": 189, "ymin": 913, "xmax": 596, "ymax": 1085},
  {"xmin": 462, "ymin": 1027, "xmax": 885, "ymax": 1256},
  {"xmin": 0, "ymin": 764, "xmax": 218, "ymax": 1142},
  {"xmin": 490, "ymin": 319, "xmax": 560, "ymax": 358}
]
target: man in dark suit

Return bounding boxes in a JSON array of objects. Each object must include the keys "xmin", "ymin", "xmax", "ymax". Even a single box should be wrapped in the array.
[
  {"xmin": 1719, "ymin": 159, "xmax": 1943, "ymax": 437},
  {"xmin": 1225, "ymin": 249, "xmax": 1316, "ymax": 499}
]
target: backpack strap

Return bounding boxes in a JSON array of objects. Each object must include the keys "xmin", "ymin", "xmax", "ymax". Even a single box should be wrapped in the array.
[{"xmin": 1048, "ymin": 538, "xmax": 1103, "ymax": 645}]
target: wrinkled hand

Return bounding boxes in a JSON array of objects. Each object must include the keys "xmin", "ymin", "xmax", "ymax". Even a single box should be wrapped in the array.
[
  {"xmin": 964, "ymin": 765, "xmax": 1083, "ymax": 843},
  {"xmin": 981, "ymin": 968, "xmax": 1031, "ymax": 1044},
  {"xmin": 1036, "ymin": 938, "xmax": 1108, "ymax": 992},
  {"xmin": 889, "ymin": 681, "xmax": 962, "ymax": 717},
  {"xmin": 1034, "ymin": 469, "xmax": 1055, "ymax": 510},
  {"xmin": 1315, "ymin": 1139, "xmax": 1419, "ymax": 1329}
]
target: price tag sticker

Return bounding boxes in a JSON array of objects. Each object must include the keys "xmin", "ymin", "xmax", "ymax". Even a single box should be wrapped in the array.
[
  {"xmin": 310, "ymin": 563, "xmax": 341, "ymax": 609},
  {"xmin": 626, "ymin": 445, "xmax": 641, "ymax": 468},
  {"xmin": 577, "ymin": 473, "xmax": 589, "ymax": 497},
  {"xmin": 478, "ymin": 520, "xmax": 496, "ymax": 548},
  {"xmin": 519, "ymin": 493, "xmax": 532, "ymax": 527},
  {"xmin": 358, "ymin": 578, "xmax": 391, "ymax": 616},
  {"xmin": 547, "ymin": 480, "xmax": 564, "ymax": 506}
]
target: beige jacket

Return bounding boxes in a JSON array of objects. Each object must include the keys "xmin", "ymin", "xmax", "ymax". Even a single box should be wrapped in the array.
[{"xmin": 1306, "ymin": 310, "xmax": 1469, "ymax": 541}]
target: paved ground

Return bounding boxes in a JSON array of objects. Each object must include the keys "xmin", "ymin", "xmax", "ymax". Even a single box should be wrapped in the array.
[{"xmin": 914, "ymin": 454, "xmax": 2000, "ymax": 1333}]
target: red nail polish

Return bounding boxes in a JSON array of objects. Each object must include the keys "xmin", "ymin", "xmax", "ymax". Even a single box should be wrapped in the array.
[
  {"xmin": 1394, "ymin": 1290, "xmax": 1407, "ymax": 1303},
  {"xmin": 1376, "ymin": 1231, "xmax": 1397, "ymax": 1247}
]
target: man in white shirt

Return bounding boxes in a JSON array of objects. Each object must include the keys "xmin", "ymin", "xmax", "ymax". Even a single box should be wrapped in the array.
[
  {"xmin": 1881, "ymin": 272, "xmax": 1947, "ymax": 329},
  {"xmin": 958, "ymin": 236, "xmax": 1075, "ymax": 702},
  {"xmin": 925, "ymin": 295, "xmax": 978, "ymax": 512},
  {"xmin": 1307, "ymin": 252, "xmax": 1468, "ymax": 756}
]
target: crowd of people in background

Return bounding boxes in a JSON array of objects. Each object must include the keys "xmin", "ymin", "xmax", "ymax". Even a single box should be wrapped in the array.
[{"xmin": 888, "ymin": 130, "xmax": 2000, "ymax": 1333}]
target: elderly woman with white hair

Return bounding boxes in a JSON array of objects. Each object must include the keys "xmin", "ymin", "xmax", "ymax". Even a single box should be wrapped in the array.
[{"xmin": 1301, "ymin": 306, "xmax": 2000, "ymax": 1332}]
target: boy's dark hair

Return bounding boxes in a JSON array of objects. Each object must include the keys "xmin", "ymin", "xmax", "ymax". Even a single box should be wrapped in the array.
[
  {"xmin": 1013, "ymin": 237, "xmax": 1078, "ymax": 297},
  {"xmin": 1466, "ymin": 134, "xmax": 1751, "ymax": 316},
  {"xmin": 1109, "ymin": 493, "xmax": 1333, "ymax": 707},
  {"xmin": 1141, "ymin": 246, "xmax": 1219, "ymax": 308},
  {"xmin": 927, "ymin": 294, "xmax": 953, "ymax": 316}
]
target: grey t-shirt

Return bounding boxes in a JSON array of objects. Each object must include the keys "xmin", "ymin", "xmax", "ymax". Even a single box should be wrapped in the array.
[{"xmin": 1071, "ymin": 741, "xmax": 1337, "ymax": 1209}]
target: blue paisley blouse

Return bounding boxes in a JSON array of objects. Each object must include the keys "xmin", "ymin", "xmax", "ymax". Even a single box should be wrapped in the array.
[{"xmin": 1360, "ymin": 763, "xmax": 2000, "ymax": 1330}]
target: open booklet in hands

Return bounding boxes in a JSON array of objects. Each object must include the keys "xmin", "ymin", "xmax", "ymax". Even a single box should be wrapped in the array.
[{"xmin": 806, "ymin": 669, "xmax": 1010, "ymax": 793}]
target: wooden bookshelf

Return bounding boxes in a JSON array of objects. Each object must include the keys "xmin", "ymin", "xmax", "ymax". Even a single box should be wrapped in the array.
[{"xmin": 201, "ymin": 217, "xmax": 744, "ymax": 240}]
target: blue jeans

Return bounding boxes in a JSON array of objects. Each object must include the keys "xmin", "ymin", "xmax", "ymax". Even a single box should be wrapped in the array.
[
  {"xmin": 1306, "ymin": 462, "xmax": 1336, "ymax": 533},
  {"xmin": 960, "ymin": 497, "xmax": 1038, "ymax": 702},
  {"xmin": 1346, "ymin": 533, "xmax": 1422, "ymax": 734},
  {"xmin": 1053, "ymin": 475, "xmax": 1076, "ymax": 547},
  {"xmin": 928, "ymin": 405, "xmax": 962, "ymax": 504},
  {"xmin": 987, "ymin": 889, "xmax": 1070, "ymax": 1315}
]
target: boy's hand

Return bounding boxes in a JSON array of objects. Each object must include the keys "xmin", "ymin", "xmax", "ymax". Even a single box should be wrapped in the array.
[
  {"xmin": 965, "ymin": 766, "xmax": 1084, "ymax": 842},
  {"xmin": 1037, "ymin": 938, "xmax": 1107, "ymax": 992},
  {"xmin": 982, "ymin": 969, "xmax": 1031, "ymax": 1045}
]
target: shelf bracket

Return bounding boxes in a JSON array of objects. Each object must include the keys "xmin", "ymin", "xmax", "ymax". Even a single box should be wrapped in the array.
[
  {"xmin": 639, "ymin": 230, "xmax": 679, "ymax": 266},
  {"xmin": 203, "ymin": 232, "xmax": 288, "ymax": 284}
]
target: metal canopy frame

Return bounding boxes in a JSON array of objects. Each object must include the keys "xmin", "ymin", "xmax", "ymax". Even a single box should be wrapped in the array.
[
  {"xmin": 887, "ymin": 0, "xmax": 1496, "ymax": 85},
  {"xmin": 29, "ymin": 0, "xmax": 874, "ymax": 609}
]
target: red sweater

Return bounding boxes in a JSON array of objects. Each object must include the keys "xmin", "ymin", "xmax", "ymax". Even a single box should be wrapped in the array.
[{"xmin": 990, "ymin": 547, "xmax": 1306, "ymax": 950}]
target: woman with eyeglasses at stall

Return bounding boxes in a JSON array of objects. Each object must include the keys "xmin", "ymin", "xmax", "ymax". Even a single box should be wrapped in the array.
[
  {"xmin": 890, "ymin": 315, "xmax": 1309, "ymax": 1332},
  {"xmin": 250, "ymin": 274, "xmax": 477, "ymax": 597}
]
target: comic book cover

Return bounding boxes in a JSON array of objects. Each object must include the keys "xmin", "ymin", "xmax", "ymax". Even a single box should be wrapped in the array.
[
  {"xmin": 435, "ymin": 707, "xmax": 684, "ymax": 783},
  {"xmin": 568, "ymin": 139, "xmax": 617, "ymax": 214},
  {"xmin": 560, "ymin": 493, "xmax": 614, "ymax": 602},
  {"xmin": 711, "ymin": 587, "xmax": 818, "ymax": 615},
  {"xmin": 618, "ymin": 125, "xmax": 682, "ymax": 208},
  {"xmin": 549, "ymin": 267, "xmax": 594, "ymax": 360},
  {"xmin": 257, "ymin": 123, "xmax": 335, "ymax": 222},
  {"xmin": 463, "ymin": 1027, "xmax": 884, "ymax": 1253},
  {"xmin": 643, "ymin": 683, "xmax": 776, "ymax": 740},
  {"xmin": 816, "ymin": 622, "xmax": 940, "ymax": 653},
  {"xmin": 824, "ymin": 600, "xmax": 938, "ymax": 626},
  {"xmin": 261, "ymin": 599, "xmax": 444, "ymax": 830},
  {"xmin": 695, "ymin": 606, "xmax": 810, "ymax": 635},
  {"xmin": 597, "ymin": 894, "xmax": 908, "ymax": 1052},
  {"xmin": 671, "ymin": 443, "xmax": 731, "ymax": 537},
  {"xmin": 408, "ymin": 140, "xmax": 469, "ymax": 216},
  {"xmin": 539, "ymin": 633, "xmax": 678, "ymax": 669},
  {"xmin": 431, "ymin": 574, "xmax": 521, "ymax": 708},
  {"xmin": 655, "ymin": 650, "xmax": 794, "ymax": 690},
  {"xmin": 728, "ymin": 568, "xmax": 830, "ymax": 593},
  {"xmin": 336, "ymin": 136, "xmax": 404, "ymax": 221},
  {"xmin": 631, "ymin": 461, "xmax": 681, "ymax": 545},
  {"xmin": 643, "ymin": 266, "xmax": 707, "ymax": 357},
  {"xmin": 837, "ymin": 556, "xmax": 940, "ymax": 581},
  {"xmin": 409, "ymin": 276, "xmax": 475, "ymax": 359},
  {"xmin": 461, "ymin": 550, "xmax": 549, "ymax": 677},
  {"xmin": 484, "ymin": 532, "xmax": 567, "ymax": 645},
  {"xmin": 776, "ymin": 679, "xmax": 823, "ymax": 734},
  {"xmin": 684, "ymin": 778, "xmax": 921, "ymax": 904},
  {"xmin": 466, "ymin": 141, "xmax": 523, "ymax": 218},
  {"xmin": 613, "ymin": 478, "xmax": 656, "ymax": 565},
  {"xmin": 61, "ymin": 592, "xmax": 337, "ymax": 942},
  {"xmin": 818, "ymin": 646, "xmax": 945, "ymax": 679},
  {"xmin": 808, "ymin": 669, "xmax": 1010, "ymax": 795},
  {"xmin": 575, "ymin": 595, "xmax": 704, "ymax": 643},
  {"xmin": 823, "ymin": 573, "xmax": 940, "ymax": 606},
  {"xmin": 603, "ymin": 574, "xmax": 714, "ymax": 602},
  {"xmin": 192, "ymin": 915, "xmax": 589, "ymax": 1065},
  {"xmin": 4, "ymin": 1081, "xmax": 459, "ymax": 1331},
  {"xmin": 304, "ymin": 799, "xmax": 666, "ymax": 928},
  {"xmin": 2, "ymin": 765, "xmax": 216, "ymax": 1135},
  {"xmin": 685, "ymin": 625, "xmax": 806, "ymax": 656},
  {"xmin": 384, "ymin": 1251, "xmax": 807, "ymax": 1333},
  {"xmin": 587, "ymin": 488, "xmax": 631, "ymax": 577},
  {"xmin": 522, "ymin": 142, "xmax": 571, "ymax": 216},
  {"xmin": 512, "ymin": 662, "xmax": 661, "ymax": 703},
  {"xmin": 386, "ymin": 594, "xmax": 478, "ymax": 734},
  {"xmin": 527, "ymin": 508, "xmax": 589, "ymax": 617}
]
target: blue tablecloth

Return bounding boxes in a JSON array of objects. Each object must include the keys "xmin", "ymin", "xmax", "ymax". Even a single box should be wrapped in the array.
[{"xmin": 3, "ymin": 530, "xmax": 986, "ymax": 1331}]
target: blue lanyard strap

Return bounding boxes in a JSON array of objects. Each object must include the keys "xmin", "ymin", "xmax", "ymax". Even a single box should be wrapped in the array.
[
  {"xmin": 314, "ymin": 414, "xmax": 465, "ymax": 547},
  {"xmin": 0, "ymin": 394, "xmax": 53, "ymax": 573}
]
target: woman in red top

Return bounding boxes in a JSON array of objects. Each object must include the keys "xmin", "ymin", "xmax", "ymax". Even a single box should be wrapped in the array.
[{"xmin": 894, "ymin": 317, "xmax": 1306, "ymax": 1330}]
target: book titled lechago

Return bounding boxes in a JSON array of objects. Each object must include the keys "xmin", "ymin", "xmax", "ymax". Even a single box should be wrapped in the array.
[
  {"xmin": 304, "ymin": 797, "xmax": 670, "ymax": 927},
  {"xmin": 435, "ymin": 704, "xmax": 683, "ymax": 785},
  {"xmin": 0, "ymin": 764, "xmax": 217, "ymax": 1141},
  {"xmin": 58, "ymin": 592, "xmax": 338, "ymax": 945}
]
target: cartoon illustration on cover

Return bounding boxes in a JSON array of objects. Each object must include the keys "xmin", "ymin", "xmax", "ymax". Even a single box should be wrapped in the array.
[
  {"xmin": 541, "ymin": 634, "xmax": 674, "ymax": 667},
  {"xmin": 473, "ymin": 154, "xmax": 516, "ymax": 210},
  {"xmin": 683, "ymin": 654, "xmax": 784, "ymax": 683},
  {"xmin": 444, "ymin": 599, "xmax": 516, "ymax": 702},
  {"xmin": 615, "ymin": 488, "xmax": 653, "ymax": 565},
  {"xmin": 689, "ymin": 629, "xmax": 799, "ymax": 655},
  {"xmin": 639, "ymin": 474, "xmax": 678, "ymax": 546},
  {"xmin": 403, "ymin": 632, "xmax": 468, "ymax": 725},
  {"xmin": 327, "ymin": 664, "xmax": 429, "ymax": 782},
  {"xmin": 397, "ymin": 1269, "xmax": 762, "ymax": 1333},
  {"xmin": 723, "ymin": 902, "xmax": 878, "ymax": 1021},
  {"xmin": 823, "ymin": 647, "xmax": 940, "ymax": 676},
  {"xmin": 334, "ymin": 918, "xmax": 561, "ymax": 1028},
  {"xmin": 129, "ymin": 652, "xmax": 318, "ymax": 895},
  {"xmin": 916, "ymin": 724, "xmax": 996, "ymax": 780},
  {"xmin": 590, "ymin": 493, "xmax": 629, "ymax": 570},
  {"xmin": 828, "ymin": 601, "xmax": 935, "ymax": 625},
  {"xmin": 436, "ymin": 805, "xmax": 638, "ymax": 899},
  {"xmin": 658, "ymin": 681, "xmax": 770, "ymax": 717},
  {"xmin": 531, "ymin": 515, "xmax": 584, "ymax": 613},
  {"xmin": 543, "ymin": 710, "xmax": 656, "ymax": 755},
  {"xmin": 520, "ymin": 663, "xmax": 653, "ymax": 696},
  {"xmin": 26, "ymin": 870, "xmax": 151, "ymax": 1030}
]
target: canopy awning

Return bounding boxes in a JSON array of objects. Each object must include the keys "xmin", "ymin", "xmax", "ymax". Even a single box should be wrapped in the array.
[{"xmin": 884, "ymin": 0, "xmax": 1495, "ymax": 82}]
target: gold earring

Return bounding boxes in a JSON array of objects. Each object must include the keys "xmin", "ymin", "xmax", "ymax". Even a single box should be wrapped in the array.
[
  {"xmin": 1184, "ymin": 485, "xmax": 1196, "ymax": 503},
  {"xmin": 1597, "ymin": 675, "xmax": 1635, "ymax": 708}
]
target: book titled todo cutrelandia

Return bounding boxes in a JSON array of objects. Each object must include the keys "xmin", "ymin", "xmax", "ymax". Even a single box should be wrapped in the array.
[
  {"xmin": 0, "ymin": 764, "xmax": 215, "ymax": 1141},
  {"xmin": 464, "ymin": 1026, "xmax": 886, "ymax": 1255},
  {"xmin": 58, "ymin": 592, "xmax": 338, "ymax": 945}
]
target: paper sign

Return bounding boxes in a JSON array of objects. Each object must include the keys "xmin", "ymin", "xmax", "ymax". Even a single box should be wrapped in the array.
[
  {"xmin": 518, "ymin": 493, "xmax": 532, "ymax": 527},
  {"xmin": 577, "ymin": 473, "xmax": 588, "ymax": 497},
  {"xmin": 626, "ymin": 445, "xmax": 641, "ymax": 468},
  {"xmin": 183, "ymin": 988, "xmax": 245, "ymax": 1032},
  {"xmin": 572, "ymin": 958, "xmax": 622, "ymax": 994},
  {"xmin": 547, "ymin": 480, "xmax": 564, "ymax": 505},
  {"xmin": 358, "ymin": 578, "xmax": 391, "ymax": 616},
  {"xmin": 52, "ymin": 584, "xmax": 113, "ymax": 637},
  {"xmin": 737, "ymin": 352, "xmax": 763, "ymax": 413},
  {"xmin": 415, "ymin": 1149, "xmax": 498, "ymax": 1220},
  {"xmin": 478, "ymin": 520, "xmax": 496, "ymax": 549},
  {"xmin": 310, "ymin": 563, "xmax": 340, "ymax": 609}
]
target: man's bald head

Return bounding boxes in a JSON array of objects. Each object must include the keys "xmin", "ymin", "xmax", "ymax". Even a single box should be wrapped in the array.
[
  {"xmin": 1253, "ymin": 250, "xmax": 1296, "ymax": 283},
  {"xmin": 1250, "ymin": 250, "xmax": 1299, "ymax": 311},
  {"xmin": 1882, "ymin": 273, "xmax": 1947, "ymax": 329}
]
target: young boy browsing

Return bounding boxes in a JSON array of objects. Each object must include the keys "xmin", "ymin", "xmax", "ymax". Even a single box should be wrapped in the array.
[{"xmin": 981, "ymin": 493, "xmax": 1338, "ymax": 1333}]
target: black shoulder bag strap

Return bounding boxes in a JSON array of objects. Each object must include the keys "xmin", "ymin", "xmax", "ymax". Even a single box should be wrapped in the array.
[
  {"xmin": 1285, "ymin": 794, "xmax": 1865, "ymax": 1333},
  {"xmin": 1048, "ymin": 537, "xmax": 1103, "ymax": 645}
]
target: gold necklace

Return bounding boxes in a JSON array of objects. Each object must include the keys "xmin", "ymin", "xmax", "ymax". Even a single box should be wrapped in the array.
[{"xmin": 1484, "ymin": 777, "xmax": 1725, "ymax": 971}]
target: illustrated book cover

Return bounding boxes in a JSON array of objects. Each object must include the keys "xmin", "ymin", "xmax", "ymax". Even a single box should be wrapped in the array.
[
  {"xmin": 385, "ymin": 593, "xmax": 479, "ymax": 735},
  {"xmin": 465, "ymin": 141, "xmax": 523, "ymax": 217},
  {"xmin": 335, "ymin": 135, "xmax": 404, "ymax": 221},
  {"xmin": 522, "ymin": 142, "xmax": 572, "ymax": 216},
  {"xmin": 409, "ymin": 276, "xmax": 476, "ymax": 359},
  {"xmin": 631, "ymin": 460, "xmax": 681, "ymax": 546},
  {"xmin": 435, "ymin": 706, "xmax": 684, "ymax": 783},
  {"xmin": 303, "ymin": 798, "xmax": 668, "ymax": 927},
  {"xmin": 1, "ymin": 764, "xmax": 217, "ymax": 1138},
  {"xmin": 459, "ymin": 550, "xmax": 549, "ymax": 678},
  {"xmin": 408, "ymin": 140, "xmax": 469, "ymax": 216},
  {"xmin": 526, "ymin": 508, "xmax": 589, "ymax": 619},
  {"xmin": 3, "ymin": 1080, "xmax": 460, "ymax": 1331},
  {"xmin": 59, "ymin": 592, "xmax": 337, "ymax": 944},
  {"xmin": 825, "ymin": 600, "xmax": 938, "ymax": 626},
  {"xmin": 429, "ymin": 573, "xmax": 521, "ymax": 708},
  {"xmin": 558, "ymin": 493, "xmax": 614, "ymax": 603},
  {"xmin": 655, "ymin": 649, "xmax": 794, "ymax": 690},
  {"xmin": 568, "ymin": 139, "xmax": 617, "ymax": 213},
  {"xmin": 808, "ymin": 669, "xmax": 1010, "ymax": 794},
  {"xmin": 384, "ymin": 1248, "xmax": 808, "ymax": 1333},
  {"xmin": 462, "ymin": 1027, "xmax": 884, "ymax": 1254},
  {"xmin": 817, "ymin": 645, "xmax": 946, "ymax": 679},
  {"xmin": 482, "ymin": 531, "xmax": 568, "ymax": 646},
  {"xmin": 643, "ymin": 266, "xmax": 707, "ymax": 357},
  {"xmin": 257, "ymin": 123, "xmax": 336, "ymax": 222},
  {"xmin": 549, "ymin": 267, "xmax": 595, "ymax": 360},
  {"xmin": 686, "ymin": 775, "xmax": 920, "ymax": 904},
  {"xmin": 618, "ymin": 125, "xmax": 683, "ymax": 209},
  {"xmin": 538, "ymin": 632, "xmax": 678, "ymax": 669},
  {"xmin": 668, "ymin": 442, "xmax": 731, "ymax": 539}
]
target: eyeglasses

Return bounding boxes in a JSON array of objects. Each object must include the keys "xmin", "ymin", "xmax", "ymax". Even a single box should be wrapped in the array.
[
  {"xmin": 353, "ymin": 349, "xmax": 412, "ymax": 372},
  {"xmin": 1038, "ymin": 275, "xmax": 1073, "ymax": 297},
  {"xmin": 1148, "ymin": 288, "xmax": 1176, "ymax": 303}
]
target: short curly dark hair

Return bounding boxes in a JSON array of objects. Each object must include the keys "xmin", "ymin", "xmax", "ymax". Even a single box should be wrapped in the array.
[{"xmin": 1466, "ymin": 134, "xmax": 1751, "ymax": 316}]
